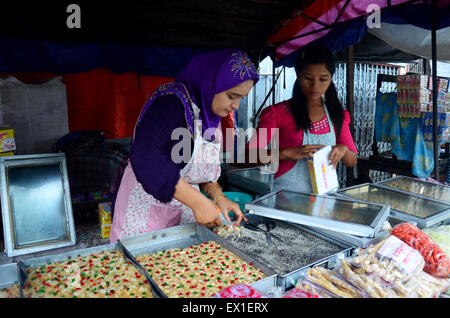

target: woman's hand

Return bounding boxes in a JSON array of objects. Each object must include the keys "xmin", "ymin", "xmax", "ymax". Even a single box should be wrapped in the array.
[
  {"xmin": 191, "ymin": 196, "xmax": 223, "ymax": 228},
  {"xmin": 174, "ymin": 178, "xmax": 223, "ymax": 228},
  {"xmin": 280, "ymin": 144, "xmax": 325, "ymax": 161},
  {"xmin": 215, "ymin": 196, "xmax": 248, "ymax": 225},
  {"xmin": 329, "ymin": 144, "xmax": 348, "ymax": 169}
]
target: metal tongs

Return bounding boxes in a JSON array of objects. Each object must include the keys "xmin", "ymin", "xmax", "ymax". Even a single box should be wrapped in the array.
[{"xmin": 243, "ymin": 220, "xmax": 287, "ymax": 246}]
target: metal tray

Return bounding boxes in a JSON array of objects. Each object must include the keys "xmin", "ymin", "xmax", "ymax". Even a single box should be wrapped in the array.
[
  {"xmin": 209, "ymin": 216, "xmax": 354, "ymax": 291},
  {"xmin": 118, "ymin": 223, "xmax": 277, "ymax": 298},
  {"xmin": 18, "ymin": 243, "xmax": 162, "ymax": 298},
  {"xmin": 226, "ymin": 167, "xmax": 274, "ymax": 195},
  {"xmin": 249, "ymin": 275, "xmax": 280, "ymax": 296},
  {"xmin": 0, "ymin": 153, "xmax": 76, "ymax": 257},
  {"xmin": 245, "ymin": 190, "xmax": 390, "ymax": 237},
  {"xmin": 296, "ymin": 216, "xmax": 413, "ymax": 248},
  {"xmin": 376, "ymin": 176, "xmax": 450, "ymax": 204},
  {"xmin": 0, "ymin": 263, "xmax": 22, "ymax": 298},
  {"xmin": 277, "ymin": 222, "xmax": 354, "ymax": 290},
  {"xmin": 335, "ymin": 183, "xmax": 450, "ymax": 228}
]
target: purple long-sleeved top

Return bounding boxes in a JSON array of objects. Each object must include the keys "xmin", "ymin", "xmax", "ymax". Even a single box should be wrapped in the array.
[{"xmin": 129, "ymin": 95, "xmax": 193, "ymax": 203}]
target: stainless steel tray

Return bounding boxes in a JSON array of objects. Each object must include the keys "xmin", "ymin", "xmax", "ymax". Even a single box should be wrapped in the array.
[
  {"xmin": 246, "ymin": 190, "xmax": 390, "ymax": 237},
  {"xmin": 277, "ymin": 222, "xmax": 354, "ymax": 290},
  {"xmin": 296, "ymin": 216, "xmax": 412, "ymax": 248},
  {"xmin": 376, "ymin": 176, "xmax": 450, "ymax": 204},
  {"xmin": 207, "ymin": 217, "xmax": 354, "ymax": 291},
  {"xmin": 118, "ymin": 223, "xmax": 277, "ymax": 297},
  {"xmin": 18, "ymin": 243, "xmax": 162, "ymax": 298},
  {"xmin": 0, "ymin": 263, "xmax": 22, "ymax": 298},
  {"xmin": 335, "ymin": 183, "xmax": 450, "ymax": 228},
  {"xmin": 249, "ymin": 275, "xmax": 280, "ymax": 296},
  {"xmin": 0, "ymin": 153, "xmax": 76, "ymax": 257},
  {"xmin": 226, "ymin": 167, "xmax": 273, "ymax": 195}
]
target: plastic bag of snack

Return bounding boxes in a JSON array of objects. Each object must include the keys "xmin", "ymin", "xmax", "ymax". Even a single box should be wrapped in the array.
[
  {"xmin": 258, "ymin": 286, "xmax": 284, "ymax": 298},
  {"xmin": 282, "ymin": 288, "xmax": 320, "ymax": 298},
  {"xmin": 423, "ymin": 225, "xmax": 450, "ymax": 258},
  {"xmin": 403, "ymin": 271, "xmax": 450, "ymax": 298},
  {"xmin": 296, "ymin": 279, "xmax": 334, "ymax": 298},
  {"xmin": 351, "ymin": 236, "xmax": 425, "ymax": 282},
  {"xmin": 336, "ymin": 254, "xmax": 401, "ymax": 298},
  {"xmin": 215, "ymin": 284, "xmax": 261, "ymax": 298},
  {"xmin": 299, "ymin": 266, "xmax": 364, "ymax": 298},
  {"xmin": 392, "ymin": 223, "xmax": 450, "ymax": 277}
]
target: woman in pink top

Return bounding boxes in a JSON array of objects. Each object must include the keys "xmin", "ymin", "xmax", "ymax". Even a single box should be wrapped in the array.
[{"xmin": 247, "ymin": 45, "xmax": 357, "ymax": 193}]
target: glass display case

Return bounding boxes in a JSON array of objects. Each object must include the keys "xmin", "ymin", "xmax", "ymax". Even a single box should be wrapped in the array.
[
  {"xmin": 376, "ymin": 176, "xmax": 450, "ymax": 204},
  {"xmin": 0, "ymin": 154, "xmax": 76, "ymax": 257},
  {"xmin": 244, "ymin": 190, "xmax": 390, "ymax": 237},
  {"xmin": 336, "ymin": 183, "xmax": 450, "ymax": 228}
]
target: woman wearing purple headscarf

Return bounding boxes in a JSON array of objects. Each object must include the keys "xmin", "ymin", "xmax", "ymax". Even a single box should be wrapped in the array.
[{"xmin": 110, "ymin": 49, "xmax": 259, "ymax": 242}]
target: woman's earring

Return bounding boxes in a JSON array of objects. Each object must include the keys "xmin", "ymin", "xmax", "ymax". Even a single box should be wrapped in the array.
[{"xmin": 321, "ymin": 94, "xmax": 326, "ymax": 102}]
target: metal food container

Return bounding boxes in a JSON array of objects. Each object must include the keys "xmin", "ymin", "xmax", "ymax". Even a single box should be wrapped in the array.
[
  {"xmin": 18, "ymin": 243, "xmax": 161, "ymax": 298},
  {"xmin": 295, "ymin": 216, "xmax": 413, "ymax": 248},
  {"xmin": 0, "ymin": 153, "xmax": 77, "ymax": 257},
  {"xmin": 274, "ymin": 222, "xmax": 354, "ymax": 290},
  {"xmin": 226, "ymin": 167, "xmax": 274, "ymax": 195},
  {"xmin": 376, "ymin": 176, "xmax": 450, "ymax": 204},
  {"xmin": 0, "ymin": 263, "xmax": 22, "ymax": 298},
  {"xmin": 245, "ymin": 190, "xmax": 390, "ymax": 238},
  {"xmin": 118, "ymin": 223, "xmax": 276, "ymax": 298},
  {"xmin": 211, "ymin": 211, "xmax": 355, "ymax": 292},
  {"xmin": 249, "ymin": 275, "xmax": 280, "ymax": 296},
  {"xmin": 335, "ymin": 183, "xmax": 450, "ymax": 228}
]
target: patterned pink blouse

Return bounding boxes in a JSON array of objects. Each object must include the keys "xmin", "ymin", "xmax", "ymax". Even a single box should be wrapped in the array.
[{"xmin": 247, "ymin": 100, "xmax": 358, "ymax": 178}]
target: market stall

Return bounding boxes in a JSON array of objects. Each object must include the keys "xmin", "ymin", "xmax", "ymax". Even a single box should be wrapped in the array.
[{"xmin": 1, "ymin": 1, "xmax": 450, "ymax": 300}]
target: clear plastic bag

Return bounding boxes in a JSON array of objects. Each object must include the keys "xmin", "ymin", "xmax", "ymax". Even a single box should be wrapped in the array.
[
  {"xmin": 423, "ymin": 225, "xmax": 450, "ymax": 259},
  {"xmin": 299, "ymin": 267, "xmax": 364, "ymax": 298},
  {"xmin": 351, "ymin": 236, "xmax": 425, "ymax": 282},
  {"xmin": 336, "ymin": 254, "xmax": 400, "ymax": 298},
  {"xmin": 392, "ymin": 223, "xmax": 450, "ymax": 278},
  {"xmin": 282, "ymin": 288, "xmax": 320, "ymax": 298}
]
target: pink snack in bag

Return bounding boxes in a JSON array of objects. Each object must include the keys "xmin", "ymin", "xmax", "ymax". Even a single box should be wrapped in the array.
[
  {"xmin": 217, "ymin": 284, "xmax": 261, "ymax": 298},
  {"xmin": 282, "ymin": 289, "xmax": 319, "ymax": 298}
]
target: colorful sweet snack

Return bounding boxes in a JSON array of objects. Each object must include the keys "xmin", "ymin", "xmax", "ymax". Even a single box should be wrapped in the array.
[
  {"xmin": 136, "ymin": 241, "xmax": 266, "ymax": 298},
  {"xmin": 23, "ymin": 250, "xmax": 153, "ymax": 298},
  {"xmin": 0, "ymin": 284, "xmax": 20, "ymax": 298}
]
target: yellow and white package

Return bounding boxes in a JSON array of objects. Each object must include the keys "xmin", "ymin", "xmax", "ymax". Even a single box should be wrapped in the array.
[
  {"xmin": 98, "ymin": 202, "xmax": 112, "ymax": 224},
  {"xmin": 307, "ymin": 145, "xmax": 339, "ymax": 195},
  {"xmin": 0, "ymin": 128, "xmax": 16, "ymax": 154},
  {"xmin": 101, "ymin": 224, "xmax": 111, "ymax": 239}
]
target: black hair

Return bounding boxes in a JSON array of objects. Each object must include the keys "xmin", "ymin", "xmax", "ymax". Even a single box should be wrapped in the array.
[{"xmin": 290, "ymin": 45, "xmax": 344, "ymax": 138}]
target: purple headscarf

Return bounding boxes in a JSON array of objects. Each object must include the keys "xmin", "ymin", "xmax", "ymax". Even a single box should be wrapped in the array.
[{"xmin": 175, "ymin": 49, "xmax": 259, "ymax": 138}]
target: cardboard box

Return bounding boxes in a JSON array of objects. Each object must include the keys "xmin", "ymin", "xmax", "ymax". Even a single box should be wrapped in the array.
[
  {"xmin": 0, "ymin": 151, "xmax": 15, "ymax": 157},
  {"xmin": 98, "ymin": 202, "xmax": 112, "ymax": 225},
  {"xmin": 307, "ymin": 145, "xmax": 339, "ymax": 195},
  {"xmin": 0, "ymin": 128, "xmax": 16, "ymax": 154},
  {"xmin": 101, "ymin": 224, "xmax": 111, "ymax": 239}
]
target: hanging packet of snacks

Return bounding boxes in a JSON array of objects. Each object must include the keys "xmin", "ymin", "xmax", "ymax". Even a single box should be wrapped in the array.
[{"xmin": 392, "ymin": 223, "xmax": 450, "ymax": 278}]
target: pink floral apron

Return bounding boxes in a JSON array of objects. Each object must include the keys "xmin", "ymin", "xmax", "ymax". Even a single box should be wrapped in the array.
[{"xmin": 110, "ymin": 84, "xmax": 221, "ymax": 243}]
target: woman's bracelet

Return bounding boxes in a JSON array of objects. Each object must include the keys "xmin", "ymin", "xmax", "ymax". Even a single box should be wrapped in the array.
[{"xmin": 213, "ymin": 193, "xmax": 227, "ymax": 204}]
